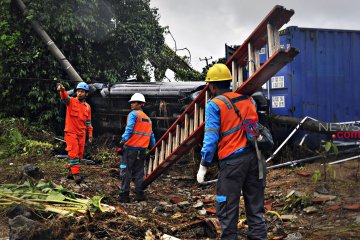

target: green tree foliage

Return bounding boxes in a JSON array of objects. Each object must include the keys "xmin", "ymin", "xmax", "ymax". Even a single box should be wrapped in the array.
[
  {"xmin": 0, "ymin": 0, "xmax": 166, "ymax": 123},
  {"xmin": 1, "ymin": 0, "xmax": 165, "ymax": 82}
]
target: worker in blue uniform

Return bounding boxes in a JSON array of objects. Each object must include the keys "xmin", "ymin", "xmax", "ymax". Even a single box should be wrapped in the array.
[
  {"xmin": 197, "ymin": 64, "xmax": 267, "ymax": 240},
  {"xmin": 118, "ymin": 93, "xmax": 156, "ymax": 203}
]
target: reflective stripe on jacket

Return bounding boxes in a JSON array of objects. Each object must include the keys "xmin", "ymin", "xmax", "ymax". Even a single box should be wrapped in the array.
[
  {"xmin": 125, "ymin": 110, "xmax": 153, "ymax": 148},
  {"xmin": 212, "ymin": 92, "xmax": 258, "ymax": 160}
]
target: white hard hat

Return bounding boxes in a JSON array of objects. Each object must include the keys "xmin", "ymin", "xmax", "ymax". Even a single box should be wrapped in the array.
[{"xmin": 129, "ymin": 93, "xmax": 146, "ymax": 103}]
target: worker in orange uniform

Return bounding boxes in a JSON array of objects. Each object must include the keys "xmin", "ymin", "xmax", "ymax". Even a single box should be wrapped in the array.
[
  {"xmin": 197, "ymin": 64, "xmax": 267, "ymax": 240},
  {"xmin": 57, "ymin": 82, "xmax": 93, "ymax": 184},
  {"xmin": 118, "ymin": 93, "xmax": 156, "ymax": 203}
]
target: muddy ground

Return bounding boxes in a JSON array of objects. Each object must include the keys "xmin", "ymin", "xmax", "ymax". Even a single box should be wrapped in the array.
[{"xmin": 0, "ymin": 128, "xmax": 359, "ymax": 239}]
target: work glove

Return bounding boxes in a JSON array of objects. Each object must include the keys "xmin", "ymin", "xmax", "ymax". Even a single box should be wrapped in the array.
[
  {"xmin": 117, "ymin": 147, "xmax": 123, "ymax": 155},
  {"xmin": 196, "ymin": 164, "xmax": 208, "ymax": 184},
  {"xmin": 119, "ymin": 140, "xmax": 125, "ymax": 148}
]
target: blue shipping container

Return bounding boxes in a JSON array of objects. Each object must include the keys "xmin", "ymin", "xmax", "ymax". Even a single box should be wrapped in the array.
[{"xmin": 264, "ymin": 26, "xmax": 360, "ymax": 122}]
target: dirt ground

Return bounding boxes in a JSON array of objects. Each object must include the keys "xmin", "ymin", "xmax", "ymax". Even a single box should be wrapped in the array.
[{"xmin": 0, "ymin": 134, "xmax": 359, "ymax": 239}]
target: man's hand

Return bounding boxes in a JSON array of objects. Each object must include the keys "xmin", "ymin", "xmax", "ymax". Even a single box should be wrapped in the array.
[
  {"xmin": 57, "ymin": 83, "xmax": 65, "ymax": 92},
  {"xmin": 119, "ymin": 140, "xmax": 125, "ymax": 148},
  {"xmin": 88, "ymin": 135, "xmax": 93, "ymax": 143},
  {"xmin": 196, "ymin": 164, "xmax": 207, "ymax": 184},
  {"xmin": 117, "ymin": 147, "xmax": 123, "ymax": 155}
]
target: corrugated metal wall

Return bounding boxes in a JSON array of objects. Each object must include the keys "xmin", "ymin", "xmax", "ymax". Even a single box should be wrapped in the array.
[{"xmin": 265, "ymin": 26, "xmax": 360, "ymax": 122}]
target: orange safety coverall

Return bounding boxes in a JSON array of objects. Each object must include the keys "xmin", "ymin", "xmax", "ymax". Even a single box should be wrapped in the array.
[{"xmin": 60, "ymin": 90, "xmax": 93, "ymax": 175}]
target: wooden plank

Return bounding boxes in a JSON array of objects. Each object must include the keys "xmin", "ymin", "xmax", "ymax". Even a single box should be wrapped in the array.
[
  {"xmin": 189, "ymin": 118, "xmax": 194, "ymax": 135},
  {"xmin": 232, "ymin": 61, "xmax": 237, "ymax": 92},
  {"xmin": 255, "ymin": 49, "xmax": 260, "ymax": 71},
  {"xmin": 160, "ymin": 140, "xmax": 165, "ymax": 163},
  {"xmin": 172, "ymin": 135, "xmax": 176, "ymax": 151},
  {"xmin": 274, "ymin": 27, "xmax": 280, "ymax": 51},
  {"xmin": 199, "ymin": 107, "xmax": 204, "ymax": 124},
  {"xmin": 267, "ymin": 23, "xmax": 275, "ymax": 56},
  {"xmin": 248, "ymin": 42, "xmax": 255, "ymax": 76},
  {"xmin": 168, "ymin": 132, "xmax": 173, "ymax": 157},
  {"xmin": 237, "ymin": 65, "xmax": 243, "ymax": 87},
  {"xmin": 147, "ymin": 154, "xmax": 153, "ymax": 175},
  {"xmin": 184, "ymin": 114, "xmax": 189, "ymax": 139},
  {"xmin": 175, "ymin": 125, "xmax": 180, "ymax": 148},
  {"xmin": 194, "ymin": 103, "xmax": 199, "ymax": 129},
  {"xmin": 180, "ymin": 127, "xmax": 184, "ymax": 143},
  {"xmin": 153, "ymin": 147, "xmax": 159, "ymax": 170}
]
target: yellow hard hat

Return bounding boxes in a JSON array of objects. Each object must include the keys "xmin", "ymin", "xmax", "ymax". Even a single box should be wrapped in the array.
[{"xmin": 205, "ymin": 63, "xmax": 232, "ymax": 82}]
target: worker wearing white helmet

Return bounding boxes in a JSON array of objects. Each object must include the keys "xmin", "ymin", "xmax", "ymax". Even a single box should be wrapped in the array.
[
  {"xmin": 128, "ymin": 92, "xmax": 146, "ymax": 103},
  {"xmin": 118, "ymin": 93, "xmax": 156, "ymax": 203}
]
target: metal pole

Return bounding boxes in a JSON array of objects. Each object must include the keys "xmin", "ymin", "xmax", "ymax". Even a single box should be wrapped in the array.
[
  {"xmin": 14, "ymin": 0, "xmax": 83, "ymax": 83},
  {"xmin": 328, "ymin": 155, "xmax": 360, "ymax": 165},
  {"xmin": 268, "ymin": 146, "xmax": 360, "ymax": 169},
  {"xmin": 266, "ymin": 116, "xmax": 318, "ymax": 163},
  {"xmin": 267, "ymin": 155, "xmax": 322, "ymax": 169},
  {"xmin": 200, "ymin": 179, "xmax": 218, "ymax": 185}
]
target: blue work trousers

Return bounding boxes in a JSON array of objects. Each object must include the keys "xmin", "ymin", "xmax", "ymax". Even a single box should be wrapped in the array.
[
  {"xmin": 120, "ymin": 149, "xmax": 146, "ymax": 195},
  {"xmin": 216, "ymin": 150, "xmax": 267, "ymax": 240}
]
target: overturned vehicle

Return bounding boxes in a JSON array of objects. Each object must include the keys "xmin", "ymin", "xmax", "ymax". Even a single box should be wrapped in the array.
[{"xmin": 65, "ymin": 81, "xmax": 206, "ymax": 139}]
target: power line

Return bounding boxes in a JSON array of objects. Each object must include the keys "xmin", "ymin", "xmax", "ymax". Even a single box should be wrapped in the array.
[
  {"xmin": 199, "ymin": 56, "xmax": 213, "ymax": 67},
  {"xmin": 0, "ymin": 76, "xmax": 81, "ymax": 83}
]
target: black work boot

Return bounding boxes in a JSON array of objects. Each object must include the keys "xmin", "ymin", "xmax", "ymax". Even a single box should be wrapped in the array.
[
  {"xmin": 118, "ymin": 192, "xmax": 130, "ymax": 203},
  {"xmin": 67, "ymin": 174, "xmax": 74, "ymax": 180},
  {"xmin": 135, "ymin": 192, "xmax": 146, "ymax": 202},
  {"xmin": 73, "ymin": 175, "xmax": 84, "ymax": 184}
]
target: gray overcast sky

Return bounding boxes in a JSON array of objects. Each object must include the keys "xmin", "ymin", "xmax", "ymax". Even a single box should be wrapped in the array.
[{"xmin": 150, "ymin": 0, "xmax": 360, "ymax": 72}]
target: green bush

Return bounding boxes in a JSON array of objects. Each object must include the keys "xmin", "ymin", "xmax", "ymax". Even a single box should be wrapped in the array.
[{"xmin": 0, "ymin": 118, "xmax": 53, "ymax": 159}]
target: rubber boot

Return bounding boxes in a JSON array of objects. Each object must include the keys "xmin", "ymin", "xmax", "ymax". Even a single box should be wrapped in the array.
[
  {"xmin": 66, "ymin": 164, "xmax": 74, "ymax": 179},
  {"xmin": 135, "ymin": 191, "xmax": 146, "ymax": 202},
  {"xmin": 118, "ymin": 192, "xmax": 130, "ymax": 203},
  {"xmin": 73, "ymin": 174, "xmax": 84, "ymax": 184}
]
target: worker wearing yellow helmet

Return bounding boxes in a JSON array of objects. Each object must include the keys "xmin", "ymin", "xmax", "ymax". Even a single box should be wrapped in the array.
[
  {"xmin": 118, "ymin": 93, "xmax": 156, "ymax": 203},
  {"xmin": 197, "ymin": 63, "xmax": 266, "ymax": 239}
]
